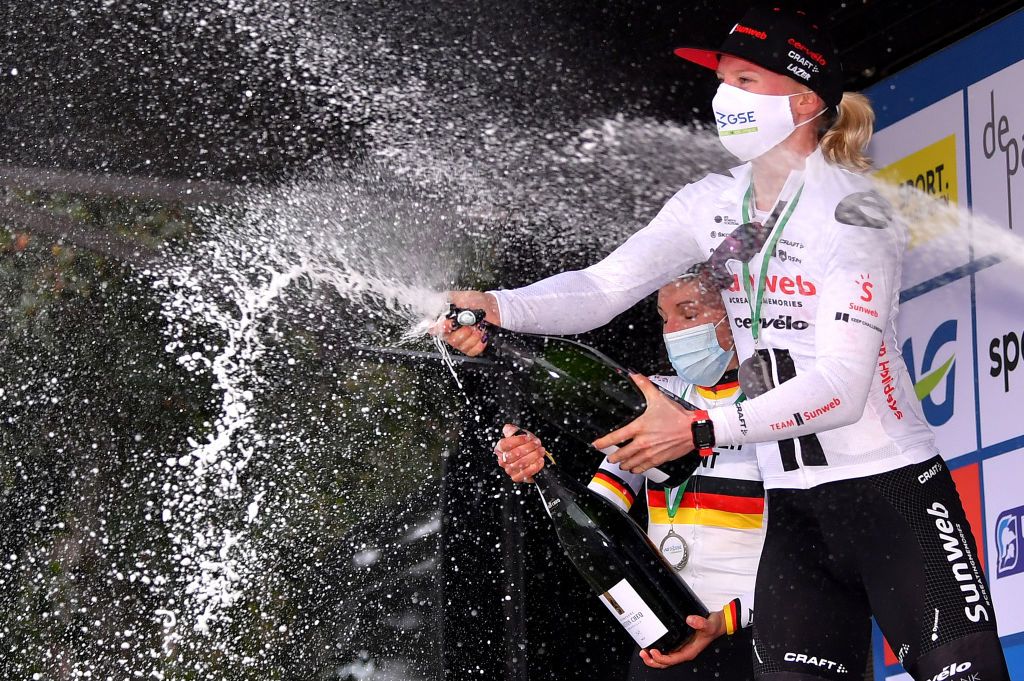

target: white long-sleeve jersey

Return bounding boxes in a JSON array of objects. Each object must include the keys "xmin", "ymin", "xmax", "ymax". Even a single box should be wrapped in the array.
[
  {"xmin": 588, "ymin": 373, "xmax": 762, "ymax": 630},
  {"xmin": 492, "ymin": 149, "xmax": 938, "ymax": 490}
]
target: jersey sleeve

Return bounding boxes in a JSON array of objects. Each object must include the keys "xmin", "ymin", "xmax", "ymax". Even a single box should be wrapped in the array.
[
  {"xmin": 590, "ymin": 374, "xmax": 683, "ymax": 509},
  {"xmin": 588, "ymin": 456, "xmax": 646, "ymax": 512},
  {"xmin": 489, "ymin": 186, "xmax": 706, "ymax": 334},
  {"xmin": 709, "ymin": 190, "xmax": 901, "ymax": 445},
  {"xmin": 722, "ymin": 590, "xmax": 755, "ymax": 632}
]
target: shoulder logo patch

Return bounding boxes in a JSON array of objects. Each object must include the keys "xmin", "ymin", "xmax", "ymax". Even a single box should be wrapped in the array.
[{"xmin": 835, "ymin": 191, "xmax": 892, "ymax": 229}]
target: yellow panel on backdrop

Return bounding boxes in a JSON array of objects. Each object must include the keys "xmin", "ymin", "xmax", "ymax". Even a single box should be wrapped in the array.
[{"xmin": 875, "ymin": 134, "xmax": 959, "ymax": 250}]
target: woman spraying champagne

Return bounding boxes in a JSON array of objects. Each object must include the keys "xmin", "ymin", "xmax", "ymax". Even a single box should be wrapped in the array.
[{"xmin": 445, "ymin": 6, "xmax": 1009, "ymax": 680}]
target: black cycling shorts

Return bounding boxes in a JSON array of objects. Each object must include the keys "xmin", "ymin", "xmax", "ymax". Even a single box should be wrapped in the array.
[
  {"xmin": 627, "ymin": 626, "xmax": 755, "ymax": 681},
  {"xmin": 751, "ymin": 455, "xmax": 1009, "ymax": 681}
]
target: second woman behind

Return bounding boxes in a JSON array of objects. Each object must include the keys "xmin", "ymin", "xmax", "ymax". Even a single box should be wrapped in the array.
[{"xmin": 496, "ymin": 270, "xmax": 763, "ymax": 680}]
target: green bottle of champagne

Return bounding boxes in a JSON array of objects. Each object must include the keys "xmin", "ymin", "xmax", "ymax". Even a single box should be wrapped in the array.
[
  {"xmin": 533, "ymin": 457, "xmax": 709, "ymax": 651},
  {"xmin": 448, "ymin": 306, "xmax": 701, "ymax": 486}
]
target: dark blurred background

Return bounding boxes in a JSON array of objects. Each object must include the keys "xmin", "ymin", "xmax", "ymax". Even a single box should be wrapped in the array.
[{"xmin": 0, "ymin": 1, "xmax": 1018, "ymax": 182}]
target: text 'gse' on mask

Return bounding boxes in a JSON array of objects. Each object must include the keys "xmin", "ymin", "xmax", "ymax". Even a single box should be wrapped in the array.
[{"xmin": 712, "ymin": 83, "xmax": 826, "ymax": 161}]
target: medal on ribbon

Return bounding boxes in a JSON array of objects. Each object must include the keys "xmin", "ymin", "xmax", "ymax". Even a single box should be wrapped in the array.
[
  {"xmin": 738, "ymin": 350, "xmax": 775, "ymax": 399},
  {"xmin": 658, "ymin": 483, "xmax": 690, "ymax": 571}
]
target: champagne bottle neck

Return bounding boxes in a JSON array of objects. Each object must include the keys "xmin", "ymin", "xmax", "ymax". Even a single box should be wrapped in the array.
[
  {"xmin": 531, "ymin": 463, "xmax": 552, "ymax": 490},
  {"xmin": 531, "ymin": 465, "xmax": 562, "ymax": 514}
]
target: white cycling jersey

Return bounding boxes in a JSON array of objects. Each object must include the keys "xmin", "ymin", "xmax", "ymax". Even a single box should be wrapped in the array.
[
  {"xmin": 492, "ymin": 149, "xmax": 938, "ymax": 490},
  {"xmin": 588, "ymin": 373, "xmax": 762, "ymax": 630}
]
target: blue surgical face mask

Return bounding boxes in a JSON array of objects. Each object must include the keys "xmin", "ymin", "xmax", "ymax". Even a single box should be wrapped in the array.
[{"xmin": 663, "ymin": 316, "xmax": 735, "ymax": 387}]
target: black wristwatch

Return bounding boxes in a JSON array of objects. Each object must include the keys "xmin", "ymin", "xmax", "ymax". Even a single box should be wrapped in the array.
[{"xmin": 691, "ymin": 409, "xmax": 716, "ymax": 457}]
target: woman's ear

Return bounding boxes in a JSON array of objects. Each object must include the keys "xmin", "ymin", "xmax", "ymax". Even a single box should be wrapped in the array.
[{"xmin": 794, "ymin": 91, "xmax": 824, "ymax": 116}]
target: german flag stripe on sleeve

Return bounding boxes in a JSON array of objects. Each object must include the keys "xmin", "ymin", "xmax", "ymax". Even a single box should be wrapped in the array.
[
  {"xmin": 723, "ymin": 598, "xmax": 740, "ymax": 635},
  {"xmin": 590, "ymin": 471, "xmax": 635, "ymax": 508}
]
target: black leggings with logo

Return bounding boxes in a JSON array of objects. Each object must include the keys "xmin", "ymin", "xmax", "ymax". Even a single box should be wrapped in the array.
[{"xmin": 752, "ymin": 456, "xmax": 1009, "ymax": 681}]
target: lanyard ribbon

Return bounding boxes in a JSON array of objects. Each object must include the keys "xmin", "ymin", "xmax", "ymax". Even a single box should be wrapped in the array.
[
  {"xmin": 739, "ymin": 178, "xmax": 805, "ymax": 345},
  {"xmin": 665, "ymin": 480, "xmax": 688, "ymax": 521}
]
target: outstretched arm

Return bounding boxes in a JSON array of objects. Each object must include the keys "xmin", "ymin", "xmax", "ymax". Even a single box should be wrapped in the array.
[{"xmin": 450, "ymin": 185, "xmax": 706, "ymax": 341}]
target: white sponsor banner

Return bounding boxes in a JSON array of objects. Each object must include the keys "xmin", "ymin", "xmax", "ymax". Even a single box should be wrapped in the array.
[
  {"xmin": 967, "ymin": 59, "xmax": 1024, "ymax": 237},
  {"xmin": 869, "ymin": 92, "xmax": 969, "ymax": 289},
  {"xmin": 897, "ymin": 277, "xmax": 977, "ymax": 460},
  {"xmin": 867, "ymin": 12, "xmax": 1024, "ymax": 680},
  {"xmin": 983, "ymin": 447, "xmax": 1024, "ymax": 637},
  {"xmin": 974, "ymin": 259, "xmax": 1024, "ymax": 447},
  {"xmin": 870, "ymin": 92, "xmax": 964, "ymax": 171}
]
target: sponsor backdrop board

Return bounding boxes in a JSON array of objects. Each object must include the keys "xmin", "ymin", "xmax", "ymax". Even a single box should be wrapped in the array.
[
  {"xmin": 966, "ymin": 59, "xmax": 1024, "ymax": 239},
  {"xmin": 983, "ymin": 448, "xmax": 1024, "ymax": 638},
  {"xmin": 895, "ymin": 278, "xmax": 976, "ymax": 459},
  {"xmin": 865, "ymin": 8, "xmax": 1024, "ymax": 680},
  {"xmin": 872, "ymin": 92, "xmax": 968, "ymax": 288},
  {"xmin": 974, "ymin": 259, "xmax": 1024, "ymax": 448}
]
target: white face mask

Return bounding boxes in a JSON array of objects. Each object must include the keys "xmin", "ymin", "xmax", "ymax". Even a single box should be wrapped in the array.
[{"xmin": 711, "ymin": 83, "xmax": 825, "ymax": 162}]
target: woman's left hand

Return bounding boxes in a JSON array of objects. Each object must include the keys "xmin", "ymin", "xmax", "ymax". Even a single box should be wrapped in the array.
[
  {"xmin": 592, "ymin": 373, "xmax": 696, "ymax": 475},
  {"xmin": 638, "ymin": 612, "xmax": 727, "ymax": 669}
]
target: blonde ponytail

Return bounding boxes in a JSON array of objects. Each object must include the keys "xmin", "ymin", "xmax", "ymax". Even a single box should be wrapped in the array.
[{"xmin": 820, "ymin": 92, "xmax": 875, "ymax": 173}]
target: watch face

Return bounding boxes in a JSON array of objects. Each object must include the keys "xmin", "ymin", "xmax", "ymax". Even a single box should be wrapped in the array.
[{"xmin": 692, "ymin": 420, "xmax": 714, "ymax": 448}]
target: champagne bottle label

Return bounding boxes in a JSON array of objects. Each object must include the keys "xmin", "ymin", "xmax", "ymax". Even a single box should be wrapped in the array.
[{"xmin": 598, "ymin": 579, "xmax": 669, "ymax": 648}]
